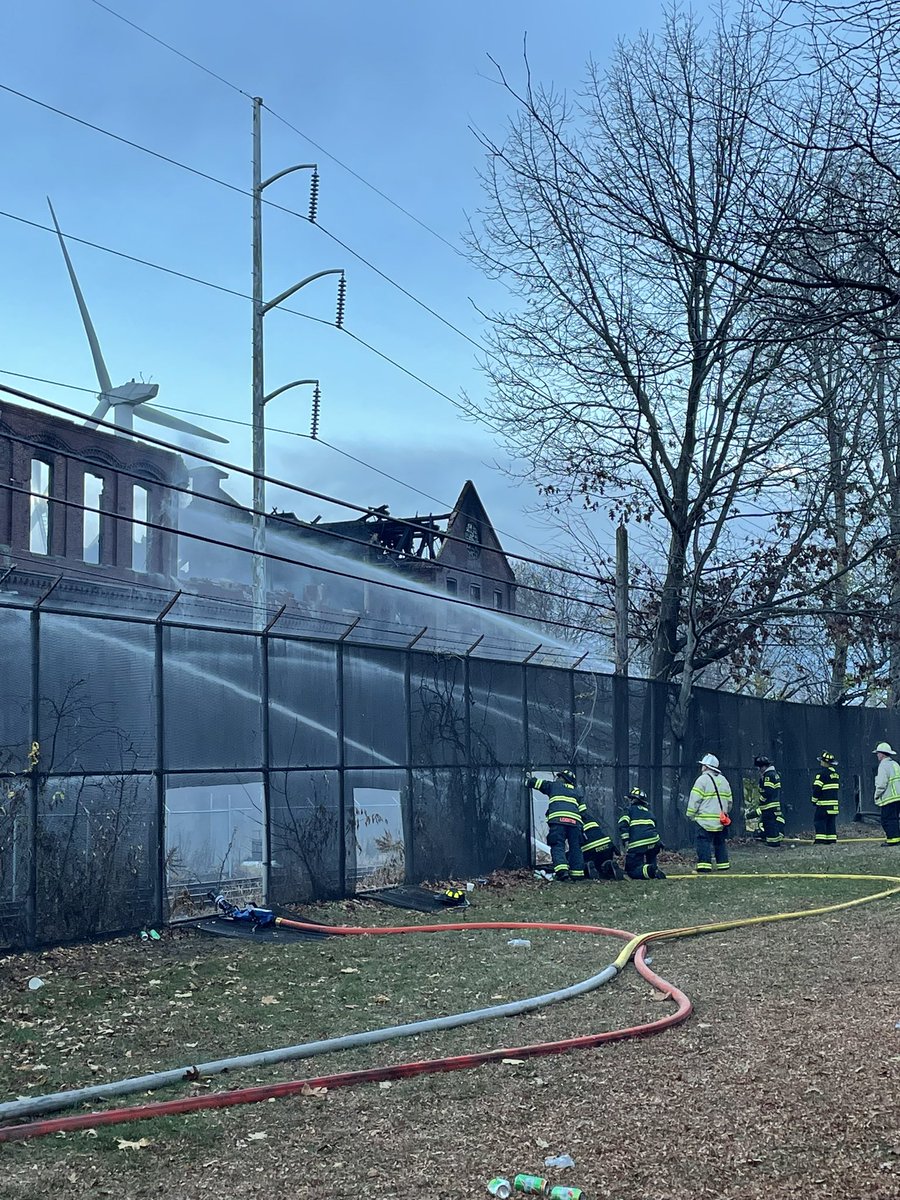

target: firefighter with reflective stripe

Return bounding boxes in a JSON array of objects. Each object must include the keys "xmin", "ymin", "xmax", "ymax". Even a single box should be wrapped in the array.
[
  {"xmin": 581, "ymin": 808, "xmax": 625, "ymax": 881},
  {"xmin": 526, "ymin": 768, "xmax": 586, "ymax": 879},
  {"xmin": 687, "ymin": 753, "xmax": 733, "ymax": 873},
  {"xmin": 873, "ymin": 743, "xmax": 900, "ymax": 847},
  {"xmin": 811, "ymin": 751, "xmax": 840, "ymax": 844},
  {"xmin": 617, "ymin": 787, "xmax": 665, "ymax": 879},
  {"xmin": 753, "ymin": 754, "xmax": 785, "ymax": 847}
]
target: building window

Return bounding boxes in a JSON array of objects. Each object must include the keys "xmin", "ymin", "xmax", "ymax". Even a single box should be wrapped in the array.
[
  {"xmin": 29, "ymin": 459, "xmax": 52, "ymax": 554},
  {"xmin": 132, "ymin": 485, "xmax": 149, "ymax": 572},
  {"xmin": 446, "ymin": 578, "xmax": 457, "ymax": 595},
  {"xmin": 83, "ymin": 472, "xmax": 104, "ymax": 564},
  {"xmin": 494, "ymin": 590, "xmax": 503, "ymax": 610},
  {"xmin": 470, "ymin": 584, "xmax": 481, "ymax": 602}
]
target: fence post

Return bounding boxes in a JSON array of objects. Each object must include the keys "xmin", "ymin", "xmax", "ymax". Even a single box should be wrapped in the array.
[
  {"xmin": 403, "ymin": 647, "xmax": 414, "ymax": 885},
  {"xmin": 26, "ymin": 607, "xmax": 40, "ymax": 948},
  {"xmin": 336, "ymin": 639, "xmax": 347, "ymax": 897},
  {"xmin": 522, "ymin": 660, "xmax": 532, "ymax": 868}
]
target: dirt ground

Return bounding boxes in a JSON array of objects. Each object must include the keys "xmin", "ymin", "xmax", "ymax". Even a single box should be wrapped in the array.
[{"xmin": 0, "ymin": 840, "xmax": 898, "ymax": 1199}]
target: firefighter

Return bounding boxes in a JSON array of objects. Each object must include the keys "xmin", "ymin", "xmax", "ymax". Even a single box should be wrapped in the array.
[
  {"xmin": 581, "ymin": 808, "xmax": 625, "ymax": 880},
  {"xmin": 811, "ymin": 751, "xmax": 840, "ymax": 844},
  {"xmin": 617, "ymin": 787, "xmax": 666, "ymax": 879},
  {"xmin": 687, "ymin": 753, "xmax": 733, "ymax": 873},
  {"xmin": 873, "ymin": 742, "xmax": 900, "ymax": 847},
  {"xmin": 526, "ymin": 769, "xmax": 586, "ymax": 879},
  {"xmin": 753, "ymin": 754, "xmax": 785, "ymax": 847}
]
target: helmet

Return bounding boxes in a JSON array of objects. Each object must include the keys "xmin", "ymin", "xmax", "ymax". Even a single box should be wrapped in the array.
[
  {"xmin": 557, "ymin": 769, "xmax": 577, "ymax": 786},
  {"xmin": 698, "ymin": 754, "xmax": 720, "ymax": 771},
  {"xmin": 439, "ymin": 888, "xmax": 467, "ymax": 906},
  {"xmin": 819, "ymin": 751, "xmax": 837, "ymax": 765},
  {"xmin": 627, "ymin": 786, "xmax": 648, "ymax": 802},
  {"xmin": 874, "ymin": 742, "xmax": 897, "ymax": 756},
  {"xmin": 753, "ymin": 755, "xmax": 772, "ymax": 768}
]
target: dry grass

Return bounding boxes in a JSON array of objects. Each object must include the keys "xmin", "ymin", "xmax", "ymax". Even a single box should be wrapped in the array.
[{"xmin": 1, "ymin": 838, "xmax": 899, "ymax": 1199}]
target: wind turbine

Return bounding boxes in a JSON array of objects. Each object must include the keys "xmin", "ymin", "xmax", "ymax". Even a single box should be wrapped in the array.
[{"xmin": 47, "ymin": 198, "xmax": 228, "ymax": 444}]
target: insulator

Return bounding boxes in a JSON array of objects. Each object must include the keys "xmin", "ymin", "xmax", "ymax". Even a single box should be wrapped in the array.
[
  {"xmin": 310, "ymin": 384, "xmax": 321, "ymax": 440},
  {"xmin": 335, "ymin": 273, "xmax": 347, "ymax": 329},
  {"xmin": 308, "ymin": 170, "xmax": 320, "ymax": 223}
]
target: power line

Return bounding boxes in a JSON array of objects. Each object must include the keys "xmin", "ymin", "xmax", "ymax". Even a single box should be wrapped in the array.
[
  {"xmin": 0, "ymin": 422, "xmax": 614, "ymax": 619},
  {"xmin": 0, "ymin": 80, "xmax": 488, "ymax": 358},
  {"xmin": 0, "ymin": 366, "xmax": 576, "ymax": 565},
  {"xmin": 85, "ymin": 0, "xmax": 467, "ymax": 259},
  {"xmin": 0, "ymin": 379, "xmax": 621, "ymax": 598}
]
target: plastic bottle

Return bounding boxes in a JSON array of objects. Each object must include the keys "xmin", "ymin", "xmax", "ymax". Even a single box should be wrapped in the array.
[
  {"xmin": 544, "ymin": 1154, "xmax": 576, "ymax": 1169},
  {"xmin": 507, "ymin": 938, "xmax": 532, "ymax": 948}
]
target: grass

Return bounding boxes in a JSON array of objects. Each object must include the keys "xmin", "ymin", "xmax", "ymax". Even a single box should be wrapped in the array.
[{"xmin": 1, "ymin": 835, "xmax": 899, "ymax": 1199}]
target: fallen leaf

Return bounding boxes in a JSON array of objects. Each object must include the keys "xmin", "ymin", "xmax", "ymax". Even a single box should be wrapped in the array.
[
  {"xmin": 339, "ymin": 967, "xmax": 359, "ymax": 974},
  {"xmin": 378, "ymin": 1081, "xmax": 392, "ymax": 1090},
  {"xmin": 649, "ymin": 989, "xmax": 669, "ymax": 1002},
  {"xmin": 300, "ymin": 1084, "xmax": 328, "ymax": 1097},
  {"xmin": 371, "ymin": 994, "xmax": 391, "ymax": 1004},
  {"xmin": 536, "ymin": 1137, "xmax": 550, "ymax": 1149},
  {"xmin": 260, "ymin": 995, "xmax": 279, "ymax": 1006},
  {"xmin": 502, "ymin": 1058, "xmax": 525, "ymax": 1065},
  {"xmin": 247, "ymin": 1131, "xmax": 268, "ymax": 1141},
  {"xmin": 116, "ymin": 1137, "xmax": 152, "ymax": 1151}
]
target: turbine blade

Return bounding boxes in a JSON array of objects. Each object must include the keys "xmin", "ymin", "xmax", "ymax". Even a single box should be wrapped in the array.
[
  {"xmin": 137, "ymin": 405, "xmax": 229, "ymax": 444},
  {"xmin": 46, "ymin": 198, "xmax": 113, "ymax": 395},
  {"xmin": 87, "ymin": 396, "xmax": 111, "ymax": 425}
]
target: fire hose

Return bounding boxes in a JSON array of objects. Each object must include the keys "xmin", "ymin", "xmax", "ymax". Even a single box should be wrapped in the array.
[{"xmin": 0, "ymin": 871, "xmax": 897, "ymax": 1143}]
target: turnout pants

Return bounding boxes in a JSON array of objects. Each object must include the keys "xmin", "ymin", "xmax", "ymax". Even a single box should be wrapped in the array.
[
  {"xmin": 880, "ymin": 800, "xmax": 900, "ymax": 845},
  {"xmin": 624, "ymin": 845, "xmax": 662, "ymax": 879},
  {"xmin": 696, "ymin": 827, "xmax": 730, "ymax": 872},
  {"xmin": 585, "ymin": 846, "xmax": 624, "ymax": 881},
  {"xmin": 548, "ymin": 820, "xmax": 585, "ymax": 877},
  {"xmin": 760, "ymin": 806, "xmax": 785, "ymax": 845},
  {"xmin": 813, "ymin": 806, "xmax": 838, "ymax": 843}
]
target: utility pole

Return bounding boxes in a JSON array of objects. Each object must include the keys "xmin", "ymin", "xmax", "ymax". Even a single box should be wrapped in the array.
[
  {"xmin": 250, "ymin": 96, "xmax": 346, "ymax": 620},
  {"xmin": 615, "ymin": 523, "xmax": 629, "ymax": 677}
]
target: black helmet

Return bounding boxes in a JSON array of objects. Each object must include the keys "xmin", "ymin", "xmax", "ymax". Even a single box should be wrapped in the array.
[
  {"xmin": 627, "ymin": 786, "xmax": 647, "ymax": 802},
  {"xmin": 819, "ymin": 751, "xmax": 837, "ymax": 766},
  {"xmin": 557, "ymin": 769, "xmax": 577, "ymax": 786},
  {"xmin": 754, "ymin": 755, "xmax": 772, "ymax": 768}
]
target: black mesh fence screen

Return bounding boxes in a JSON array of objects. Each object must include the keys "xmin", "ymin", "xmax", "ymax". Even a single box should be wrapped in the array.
[{"xmin": 2, "ymin": 597, "xmax": 900, "ymax": 949}]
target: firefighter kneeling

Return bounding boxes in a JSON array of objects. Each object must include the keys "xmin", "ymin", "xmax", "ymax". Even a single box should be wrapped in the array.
[
  {"xmin": 617, "ymin": 787, "xmax": 666, "ymax": 880},
  {"xmin": 580, "ymin": 808, "xmax": 625, "ymax": 881}
]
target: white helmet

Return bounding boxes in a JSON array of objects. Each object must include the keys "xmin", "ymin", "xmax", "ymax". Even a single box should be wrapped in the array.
[
  {"xmin": 699, "ymin": 753, "xmax": 720, "ymax": 771},
  {"xmin": 874, "ymin": 742, "xmax": 897, "ymax": 755}
]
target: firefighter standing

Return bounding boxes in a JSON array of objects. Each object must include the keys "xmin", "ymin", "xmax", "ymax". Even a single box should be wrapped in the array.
[
  {"xmin": 526, "ymin": 769, "xmax": 586, "ymax": 880},
  {"xmin": 617, "ymin": 787, "xmax": 666, "ymax": 879},
  {"xmin": 687, "ymin": 753, "xmax": 733, "ymax": 873},
  {"xmin": 581, "ymin": 808, "xmax": 625, "ymax": 881},
  {"xmin": 753, "ymin": 755, "xmax": 785, "ymax": 847},
  {"xmin": 873, "ymin": 742, "xmax": 900, "ymax": 847},
  {"xmin": 811, "ymin": 751, "xmax": 840, "ymax": 844}
]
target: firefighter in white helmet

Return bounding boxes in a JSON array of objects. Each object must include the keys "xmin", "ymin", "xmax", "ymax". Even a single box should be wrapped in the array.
[
  {"xmin": 686, "ymin": 753, "xmax": 734, "ymax": 873},
  {"xmin": 873, "ymin": 743, "xmax": 900, "ymax": 846}
]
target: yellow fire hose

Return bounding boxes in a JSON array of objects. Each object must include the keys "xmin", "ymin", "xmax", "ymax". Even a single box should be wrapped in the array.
[{"xmin": 613, "ymin": 870, "xmax": 900, "ymax": 969}]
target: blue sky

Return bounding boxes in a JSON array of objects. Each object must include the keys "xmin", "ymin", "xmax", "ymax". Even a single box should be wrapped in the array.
[{"xmin": 0, "ymin": 0, "xmax": 664, "ymax": 562}]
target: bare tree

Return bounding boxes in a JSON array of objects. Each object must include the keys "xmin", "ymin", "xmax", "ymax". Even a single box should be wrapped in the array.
[{"xmin": 468, "ymin": 5, "xmax": 878, "ymax": 736}]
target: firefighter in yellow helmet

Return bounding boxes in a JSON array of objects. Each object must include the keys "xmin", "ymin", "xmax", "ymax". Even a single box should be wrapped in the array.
[{"xmin": 811, "ymin": 751, "xmax": 840, "ymax": 844}]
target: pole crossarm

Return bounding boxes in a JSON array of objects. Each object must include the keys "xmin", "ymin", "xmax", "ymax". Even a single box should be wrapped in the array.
[
  {"xmin": 263, "ymin": 379, "xmax": 319, "ymax": 406},
  {"xmin": 259, "ymin": 163, "xmax": 316, "ymax": 193},
  {"xmin": 262, "ymin": 269, "xmax": 344, "ymax": 315}
]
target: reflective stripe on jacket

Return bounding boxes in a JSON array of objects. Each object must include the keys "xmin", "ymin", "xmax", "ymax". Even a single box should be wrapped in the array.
[
  {"xmin": 758, "ymin": 767, "xmax": 782, "ymax": 813},
  {"xmin": 686, "ymin": 770, "xmax": 733, "ymax": 831},
  {"xmin": 811, "ymin": 765, "xmax": 839, "ymax": 811},
  {"xmin": 617, "ymin": 802, "xmax": 660, "ymax": 850},
  {"xmin": 874, "ymin": 758, "xmax": 900, "ymax": 808},
  {"xmin": 581, "ymin": 811, "xmax": 614, "ymax": 853},
  {"xmin": 528, "ymin": 776, "xmax": 585, "ymax": 824}
]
